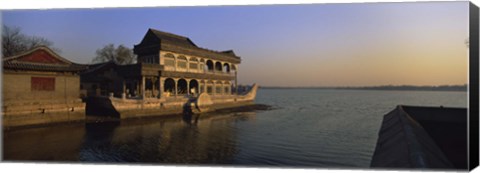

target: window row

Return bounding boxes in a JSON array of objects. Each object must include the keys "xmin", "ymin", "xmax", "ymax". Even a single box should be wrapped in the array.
[
  {"xmin": 163, "ymin": 78, "xmax": 233, "ymax": 95},
  {"xmin": 142, "ymin": 55, "xmax": 158, "ymax": 64},
  {"xmin": 163, "ymin": 53, "xmax": 237, "ymax": 73}
]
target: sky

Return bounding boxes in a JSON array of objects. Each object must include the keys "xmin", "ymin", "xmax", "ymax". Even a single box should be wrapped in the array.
[{"xmin": 1, "ymin": 1, "xmax": 469, "ymax": 87}]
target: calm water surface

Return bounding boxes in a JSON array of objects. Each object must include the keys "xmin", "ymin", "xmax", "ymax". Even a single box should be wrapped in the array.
[{"xmin": 3, "ymin": 89, "xmax": 467, "ymax": 167}]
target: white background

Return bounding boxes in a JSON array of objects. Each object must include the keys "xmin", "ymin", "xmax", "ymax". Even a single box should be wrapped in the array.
[{"xmin": 0, "ymin": 0, "xmax": 479, "ymax": 173}]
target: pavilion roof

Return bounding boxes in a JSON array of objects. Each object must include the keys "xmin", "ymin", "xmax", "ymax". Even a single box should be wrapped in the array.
[
  {"xmin": 135, "ymin": 28, "xmax": 241, "ymax": 63},
  {"xmin": 3, "ymin": 46, "xmax": 87, "ymax": 72}
]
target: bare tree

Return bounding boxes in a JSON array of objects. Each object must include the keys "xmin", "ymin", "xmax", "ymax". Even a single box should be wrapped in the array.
[
  {"xmin": 2, "ymin": 25, "xmax": 59, "ymax": 57},
  {"xmin": 92, "ymin": 44, "xmax": 136, "ymax": 65}
]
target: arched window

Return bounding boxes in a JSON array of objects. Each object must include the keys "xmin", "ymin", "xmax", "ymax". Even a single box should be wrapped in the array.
[
  {"xmin": 215, "ymin": 61, "xmax": 223, "ymax": 72},
  {"xmin": 189, "ymin": 57, "xmax": 199, "ymax": 70},
  {"xmin": 164, "ymin": 78, "xmax": 175, "ymax": 93},
  {"xmin": 177, "ymin": 56, "xmax": 187, "ymax": 69},
  {"xmin": 206, "ymin": 60, "xmax": 214, "ymax": 72},
  {"xmin": 164, "ymin": 53, "xmax": 175, "ymax": 67},
  {"xmin": 177, "ymin": 78, "xmax": 188, "ymax": 94},
  {"xmin": 223, "ymin": 63, "xmax": 230, "ymax": 73},
  {"xmin": 189, "ymin": 79, "xmax": 199, "ymax": 94}
]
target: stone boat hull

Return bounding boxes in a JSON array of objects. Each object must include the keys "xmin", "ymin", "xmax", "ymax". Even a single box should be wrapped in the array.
[
  {"xmin": 86, "ymin": 84, "xmax": 258, "ymax": 119},
  {"xmin": 2, "ymin": 99, "xmax": 85, "ymax": 129}
]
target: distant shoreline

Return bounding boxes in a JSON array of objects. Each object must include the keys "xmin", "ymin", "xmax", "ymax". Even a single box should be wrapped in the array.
[{"xmin": 259, "ymin": 85, "xmax": 468, "ymax": 92}]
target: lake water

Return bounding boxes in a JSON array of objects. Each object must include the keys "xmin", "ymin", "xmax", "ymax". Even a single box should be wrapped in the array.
[{"xmin": 2, "ymin": 89, "xmax": 467, "ymax": 168}]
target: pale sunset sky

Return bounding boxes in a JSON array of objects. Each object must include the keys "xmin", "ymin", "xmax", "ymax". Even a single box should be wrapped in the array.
[{"xmin": 1, "ymin": 1, "xmax": 469, "ymax": 87}]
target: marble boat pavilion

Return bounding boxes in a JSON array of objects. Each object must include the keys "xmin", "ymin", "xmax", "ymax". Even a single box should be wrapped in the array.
[{"xmin": 81, "ymin": 29, "xmax": 242, "ymax": 100}]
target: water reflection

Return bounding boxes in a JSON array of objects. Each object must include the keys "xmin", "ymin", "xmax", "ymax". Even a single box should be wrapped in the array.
[
  {"xmin": 182, "ymin": 99, "xmax": 200, "ymax": 125},
  {"xmin": 4, "ymin": 110, "xmax": 257, "ymax": 164},
  {"xmin": 3, "ymin": 123, "xmax": 86, "ymax": 161},
  {"xmin": 3, "ymin": 89, "xmax": 465, "ymax": 167}
]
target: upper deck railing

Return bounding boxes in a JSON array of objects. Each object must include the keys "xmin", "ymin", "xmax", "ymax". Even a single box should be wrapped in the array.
[{"xmin": 163, "ymin": 66, "xmax": 235, "ymax": 76}]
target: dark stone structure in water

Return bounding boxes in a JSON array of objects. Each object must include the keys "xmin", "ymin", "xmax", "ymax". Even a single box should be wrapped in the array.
[{"xmin": 370, "ymin": 105, "xmax": 467, "ymax": 170}]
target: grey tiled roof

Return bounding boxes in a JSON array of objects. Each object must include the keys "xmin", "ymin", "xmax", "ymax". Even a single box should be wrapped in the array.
[
  {"xmin": 3, "ymin": 61, "xmax": 86, "ymax": 72},
  {"xmin": 3, "ymin": 46, "xmax": 87, "ymax": 72},
  {"xmin": 149, "ymin": 29, "xmax": 198, "ymax": 48},
  {"xmin": 145, "ymin": 29, "xmax": 241, "ymax": 62}
]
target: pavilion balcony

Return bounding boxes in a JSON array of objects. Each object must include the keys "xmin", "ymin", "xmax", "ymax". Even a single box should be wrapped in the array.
[{"xmin": 164, "ymin": 68, "xmax": 235, "ymax": 76}]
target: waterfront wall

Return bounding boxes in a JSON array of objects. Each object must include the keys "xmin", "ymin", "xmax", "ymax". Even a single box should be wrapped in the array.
[
  {"xmin": 3, "ymin": 72, "xmax": 81, "ymax": 101},
  {"xmin": 2, "ymin": 72, "xmax": 85, "ymax": 128},
  {"xmin": 86, "ymin": 96, "xmax": 255, "ymax": 119}
]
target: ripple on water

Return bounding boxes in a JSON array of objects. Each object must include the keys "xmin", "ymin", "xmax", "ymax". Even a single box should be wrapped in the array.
[{"xmin": 3, "ymin": 89, "xmax": 467, "ymax": 167}]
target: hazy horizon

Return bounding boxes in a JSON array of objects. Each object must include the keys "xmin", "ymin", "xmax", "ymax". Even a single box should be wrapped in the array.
[
  {"xmin": 2, "ymin": 2, "xmax": 469, "ymax": 87},
  {"xmin": 260, "ymin": 83, "xmax": 468, "ymax": 87}
]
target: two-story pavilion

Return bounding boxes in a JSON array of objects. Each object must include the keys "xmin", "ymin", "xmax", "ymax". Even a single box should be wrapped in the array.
[
  {"xmin": 134, "ymin": 28, "xmax": 241, "ymax": 98},
  {"xmin": 82, "ymin": 28, "xmax": 241, "ymax": 99}
]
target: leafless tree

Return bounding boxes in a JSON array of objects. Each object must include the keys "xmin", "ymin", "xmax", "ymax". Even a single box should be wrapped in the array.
[
  {"xmin": 2, "ymin": 25, "xmax": 59, "ymax": 57},
  {"xmin": 92, "ymin": 44, "xmax": 136, "ymax": 65}
]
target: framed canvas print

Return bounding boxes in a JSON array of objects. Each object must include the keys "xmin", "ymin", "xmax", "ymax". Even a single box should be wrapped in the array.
[{"xmin": 1, "ymin": 0, "xmax": 479, "ymax": 172}]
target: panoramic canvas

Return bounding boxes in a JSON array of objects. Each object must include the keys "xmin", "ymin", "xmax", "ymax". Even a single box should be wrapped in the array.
[{"xmin": 1, "ymin": 1, "xmax": 477, "ymax": 171}]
